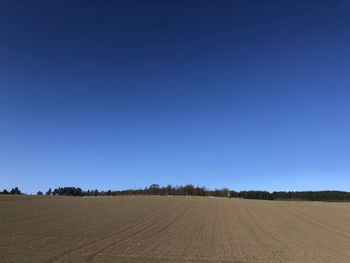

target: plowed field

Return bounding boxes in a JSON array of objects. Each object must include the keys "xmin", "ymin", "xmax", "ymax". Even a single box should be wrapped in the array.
[{"xmin": 1, "ymin": 195, "xmax": 350, "ymax": 262}]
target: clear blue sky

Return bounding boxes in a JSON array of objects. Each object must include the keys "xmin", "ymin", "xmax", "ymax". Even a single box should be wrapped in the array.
[{"xmin": 1, "ymin": 1, "xmax": 350, "ymax": 193}]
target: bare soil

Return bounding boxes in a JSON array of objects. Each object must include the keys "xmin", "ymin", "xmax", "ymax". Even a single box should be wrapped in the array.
[{"xmin": 1, "ymin": 195, "xmax": 350, "ymax": 262}]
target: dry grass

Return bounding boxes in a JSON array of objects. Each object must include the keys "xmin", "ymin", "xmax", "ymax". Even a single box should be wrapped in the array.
[{"xmin": 1, "ymin": 195, "xmax": 350, "ymax": 262}]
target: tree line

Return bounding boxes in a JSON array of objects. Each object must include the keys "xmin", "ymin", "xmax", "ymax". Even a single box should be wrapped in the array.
[
  {"xmin": 2, "ymin": 185, "xmax": 350, "ymax": 201},
  {"xmin": 0, "ymin": 187, "xmax": 22, "ymax": 195}
]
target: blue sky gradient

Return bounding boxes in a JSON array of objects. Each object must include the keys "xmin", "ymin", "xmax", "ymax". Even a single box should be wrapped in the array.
[{"xmin": 1, "ymin": 0, "xmax": 350, "ymax": 193}]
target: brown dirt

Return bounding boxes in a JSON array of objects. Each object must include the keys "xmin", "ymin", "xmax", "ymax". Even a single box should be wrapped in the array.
[{"xmin": 1, "ymin": 195, "xmax": 350, "ymax": 263}]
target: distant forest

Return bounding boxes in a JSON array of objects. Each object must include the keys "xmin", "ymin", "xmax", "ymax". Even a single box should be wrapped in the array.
[{"xmin": 2, "ymin": 185, "xmax": 350, "ymax": 202}]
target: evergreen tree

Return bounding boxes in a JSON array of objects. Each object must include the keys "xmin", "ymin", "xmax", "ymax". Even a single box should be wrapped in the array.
[{"xmin": 46, "ymin": 188, "xmax": 52, "ymax": 196}]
